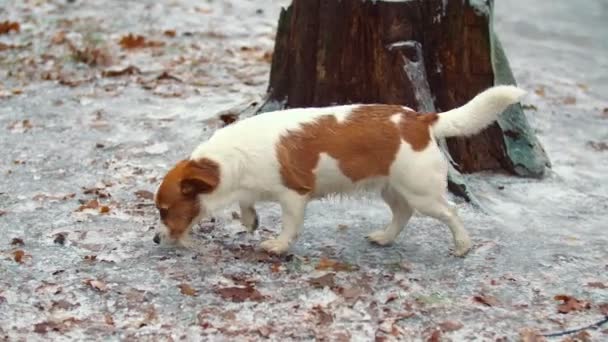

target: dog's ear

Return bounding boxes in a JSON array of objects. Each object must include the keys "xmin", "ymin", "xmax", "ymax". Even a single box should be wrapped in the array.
[{"xmin": 180, "ymin": 158, "xmax": 220, "ymax": 197}]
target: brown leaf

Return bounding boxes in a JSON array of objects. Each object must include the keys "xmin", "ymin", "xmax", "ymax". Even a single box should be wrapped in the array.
[
  {"xmin": 119, "ymin": 34, "xmax": 164, "ymax": 49},
  {"xmin": 102, "ymin": 65, "xmax": 141, "ymax": 77},
  {"xmin": 134, "ymin": 190, "xmax": 154, "ymax": 200},
  {"xmin": 51, "ymin": 300, "xmax": 78, "ymax": 311},
  {"xmin": 308, "ymin": 273, "xmax": 336, "ymax": 289},
  {"xmin": 104, "ymin": 314, "xmax": 114, "ymax": 326},
  {"xmin": 178, "ymin": 283, "xmax": 198, "ymax": 297},
  {"xmin": 554, "ymin": 295, "xmax": 591, "ymax": 314},
  {"xmin": 99, "ymin": 205, "xmax": 110, "ymax": 214},
  {"xmin": 10, "ymin": 238, "xmax": 24, "ymax": 246},
  {"xmin": 311, "ymin": 305, "xmax": 333, "ymax": 326},
  {"xmin": 534, "ymin": 86, "xmax": 546, "ymax": 97},
  {"xmin": 53, "ymin": 233, "xmax": 66, "ymax": 245},
  {"xmin": 339, "ymin": 286, "xmax": 362, "ymax": 300},
  {"xmin": 77, "ymin": 199, "xmax": 99, "ymax": 211},
  {"xmin": 519, "ymin": 328, "xmax": 547, "ymax": 342},
  {"xmin": 33, "ymin": 318, "xmax": 81, "ymax": 334},
  {"xmin": 0, "ymin": 21, "xmax": 20, "ymax": 35},
  {"xmin": 473, "ymin": 294, "xmax": 499, "ymax": 307},
  {"xmin": 587, "ymin": 141, "xmax": 608, "ymax": 152},
  {"xmin": 427, "ymin": 329, "xmax": 441, "ymax": 342},
  {"xmin": 563, "ymin": 96, "xmax": 577, "ymax": 105},
  {"xmin": 84, "ymin": 279, "xmax": 108, "ymax": 292},
  {"xmin": 219, "ymin": 113, "xmax": 238, "ymax": 126},
  {"xmin": 257, "ymin": 325, "xmax": 272, "ymax": 338},
  {"xmin": 599, "ymin": 303, "xmax": 608, "ymax": 316},
  {"xmin": 316, "ymin": 257, "xmax": 356, "ymax": 272},
  {"xmin": 216, "ymin": 285, "xmax": 264, "ymax": 302},
  {"xmin": 163, "ymin": 30, "xmax": 176, "ymax": 38},
  {"xmin": 587, "ymin": 282, "xmax": 607, "ymax": 289},
  {"xmin": 13, "ymin": 250, "xmax": 25, "ymax": 263},
  {"xmin": 438, "ymin": 320, "xmax": 463, "ymax": 332}
]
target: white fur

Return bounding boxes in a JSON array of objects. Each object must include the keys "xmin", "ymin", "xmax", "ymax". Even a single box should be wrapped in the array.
[
  {"xmin": 188, "ymin": 86, "xmax": 525, "ymax": 256},
  {"xmin": 431, "ymin": 85, "xmax": 526, "ymax": 138}
]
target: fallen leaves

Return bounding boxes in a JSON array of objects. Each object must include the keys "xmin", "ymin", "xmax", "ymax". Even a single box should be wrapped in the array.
[
  {"xmin": 316, "ymin": 257, "xmax": 357, "ymax": 272},
  {"xmin": 53, "ymin": 233, "xmax": 66, "ymax": 245},
  {"xmin": 178, "ymin": 283, "xmax": 198, "ymax": 297},
  {"xmin": 587, "ymin": 282, "xmax": 607, "ymax": 289},
  {"xmin": 0, "ymin": 21, "xmax": 20, "ymax": 34},
  {"xmin": 473, "ymin": 294, "xmax": 499, "ymax": 307},
  {"xmin": 587, "ymin": 141, "xmax": 608, "ymax": 152},
  {"xmin": 34, "ymin": 318, "xmax": 81, "ymax": 334},
  {"xmin": 519, "ymin": 328, "xmax": 546, "ymax": 342},
  {"xmin": 135, "ymin": 190, "xmax": 154, "ymax": 200},
  {"xmin": 13, "ymin": 250, "xmax": 25, "ymax": 263},
  {"xmin": 554, "ymin": 295, "xmax": 591, "ymax": 314},
  {"xmin": 308, "ymin": 273, "xmax": 336, "ymax": 289},
  {"xmin": 101, "ymin": 65, "xmax": 141, "ymax": 77},
  {"xmin": 84, "ymin": 279, "xmax": 108, "ymax": 293},
  {"xmin": 119, "ymin": 34, "xmax": 164, "ymax": 49},
  {"xmin": 77, "ymin": 199, "xmax": 99, "ymax": 211},
  {"xmin": 438, "ymin": 320, "xmax": 463, "ymax": 332},
  {"xmin": 219, "ymin": 113, "xmax": 239, "ymax": 126},
  {"xmin": 10, "ymin": 238, "xmax": 24, "ymax": 246},
  {"xmin": 216, "ymin": 285, "xmax": 264, "ymax": 302}
]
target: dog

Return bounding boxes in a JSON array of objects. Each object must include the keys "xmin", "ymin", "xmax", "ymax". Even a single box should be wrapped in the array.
[{"xmin": 153, "ymin": 86, "xmax": 526, "ymax": 257}]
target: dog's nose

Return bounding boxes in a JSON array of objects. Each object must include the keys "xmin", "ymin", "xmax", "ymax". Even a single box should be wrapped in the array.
[{"xmin": 153, "ymin": 233, "xmax": 161, "ymax": 244}]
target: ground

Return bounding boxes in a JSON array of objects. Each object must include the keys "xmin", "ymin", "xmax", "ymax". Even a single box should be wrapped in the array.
[{"xmin": 1, "ymin": 0, "xmax": 607, "ymax": 341}]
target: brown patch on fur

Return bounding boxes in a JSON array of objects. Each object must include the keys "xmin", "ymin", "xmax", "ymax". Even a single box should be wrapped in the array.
[
  {"xmin": 156, "ymin": 158, "xmax": 220, "ymax": 239},
  {"xmin": 276, "ymin": 105, "xmax": 437, "ymax": 194}
]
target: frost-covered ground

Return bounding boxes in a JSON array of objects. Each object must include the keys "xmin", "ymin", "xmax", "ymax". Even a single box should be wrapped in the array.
[{"xmin": 1, "ymin": 0, "xmax": 607, "ymax": 341}]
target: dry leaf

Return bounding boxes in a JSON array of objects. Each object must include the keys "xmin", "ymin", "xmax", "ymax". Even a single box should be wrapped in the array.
[
  {"xmin": 134, "ymin": 190, "xmax": 154, "ymax": 200},
  {"xmin": 13, "ymin": 250, "xmax": 25, "ymax": 263},
  {"xmin": 587, "ymin": 282, "xmax": 607, "ymax": 289},
  {"xmin": 102, "ymin": 65, "xmax": 141, "ymax": 77},
  {"xmin": 0, "ymin": 21, "xmax": 20, "ymax": 34},
  {"xmin": 99, "ymin": 205, "xmax": 110, "ymax": 214},
  {"xmin": 427, "ymin": 329, "xmax": 441, "ymax": 342},
  {"xmin": 563, "ymin": 96, "xmax": 577, "ymax": 105},
  {"xmin": 316, "ymin": 257, "xmax": 355, "ymax": 272},
  {"xmin": 77, "ymin": 199, "xmax": 99, "ymax": 211},
  {"xmin": 599, "ymin": 303, "xmax": 608, "ymax": 316},
  {"xmin": 587, "ymin": 141, "xmax": 608, "ymax": 152},
  {"xmin": 554, "ymin": 295, "xmax": 591, "ymax": 314},
  {"xmin": 53, "ymin": 233, "xmax": 66, "ymax": 245},
  {"xmin": 216, "ymin": 285, "xmax": 264, "ymax": 302},
  {"xmin": 438, "ymin": 320, "xmax": 463, "ymax": 332},
  {"xmin": 178, "ymin": 283, "xmax": 198, "ymax": 296},
  {"xmin": 10, "ymin": 238, "xmax": 24, "ymax": 246},
  {"xmin": 473, "ymin": 294, "xmax": 499, "ymax": 307},
  {"xmin": 84, "ymin": 279, "xmax": 108, "ymax": 292},
  {"xmin": 219, "ymin": 113, "xmax": 238, "ymax": 126},
  {"xmin": 519, "ymin": 328, "xmax": 547, "ymax": 342},
  {"xmin": 308, "ymin": 273, "xmax": 336, "ymax": 289},
  {"xmin": 119, "ymin": 34, "xmax": 164, "ymax": 49},
  {"xmin": 163, "ymin": 30, "xmax": 176, "ymax": 37}
]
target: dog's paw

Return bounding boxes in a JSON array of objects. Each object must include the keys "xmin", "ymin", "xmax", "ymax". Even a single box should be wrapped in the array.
[
  {"xmin": 367, "ymin": 230, "xmax": 396, "ymax": 246},
  {"xmin": 453, "ymin": 238, "xmax": 472, "ymax": 257},
  {"xmin": 260, "ymin": 238, "xmax": 289, "ymax": 255}
]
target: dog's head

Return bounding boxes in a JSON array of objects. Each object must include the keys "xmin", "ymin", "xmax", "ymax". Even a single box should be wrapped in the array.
[{"xmin": 153, "ymin": 158, "xmax": 220, "ymax": 245}]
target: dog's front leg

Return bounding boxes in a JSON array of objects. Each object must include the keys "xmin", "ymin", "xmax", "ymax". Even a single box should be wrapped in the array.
[
  {"xmin": 260, "ymin": 192, "xmax": 307, "ymax": 254},
  {"xmin": 239, "ymin": 202, "xmax": 258, "ymax": 232}
]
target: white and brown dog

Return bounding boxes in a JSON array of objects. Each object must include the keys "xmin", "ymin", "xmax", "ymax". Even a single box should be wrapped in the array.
[{"xmin": 153, "ymin": 86, "xmax": 525, "ymax": 257}]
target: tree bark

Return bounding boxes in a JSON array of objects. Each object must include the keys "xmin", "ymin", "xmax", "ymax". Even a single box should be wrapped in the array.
[{"xmin": 259, "ymin": 0, "xmax": 550, "ymax": 200}]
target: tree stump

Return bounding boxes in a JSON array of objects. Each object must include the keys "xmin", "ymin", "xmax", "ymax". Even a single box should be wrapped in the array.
[{"xmin": 258, "ymin": 0, "xmax": 550, "ymax": 200}]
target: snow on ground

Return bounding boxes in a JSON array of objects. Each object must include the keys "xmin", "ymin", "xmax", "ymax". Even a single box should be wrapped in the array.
[{"xmin": 1, "ymin": 0, "xmax": 607, "ymax": 341}]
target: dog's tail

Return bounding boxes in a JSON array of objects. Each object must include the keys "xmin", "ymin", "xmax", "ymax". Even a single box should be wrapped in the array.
[{"xmin": 431, "ymin": 85, "xmax": 526, "ymax": 139}]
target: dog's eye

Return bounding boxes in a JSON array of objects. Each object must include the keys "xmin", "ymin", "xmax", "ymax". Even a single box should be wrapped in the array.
[{"xmin": 159, "ymin": 208, "xmax": 168, "ymax": 219}]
